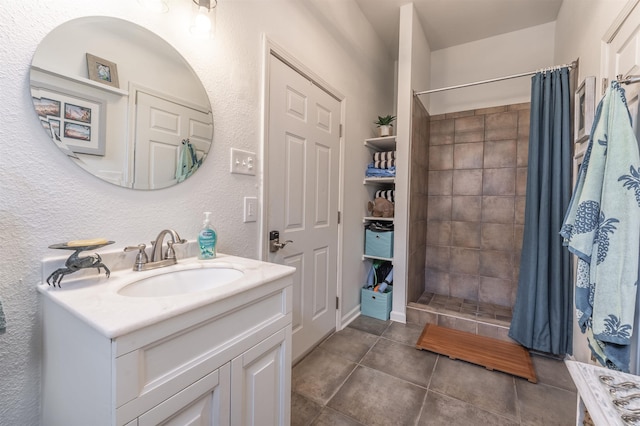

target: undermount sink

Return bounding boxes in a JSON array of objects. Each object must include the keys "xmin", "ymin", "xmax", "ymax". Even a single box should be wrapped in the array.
[{"xmin": 117, "ymin": 267, "xmax": 244, "ymax": 297}]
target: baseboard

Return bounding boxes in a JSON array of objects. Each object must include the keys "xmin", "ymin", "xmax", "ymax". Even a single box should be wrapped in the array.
[
  {"xmin": 390, "ymin": 310, "xmax": 406, "ymax": 323},
  {"xmin": 340, "ymin": 304, "xmax": 361, "ymax": 330}
]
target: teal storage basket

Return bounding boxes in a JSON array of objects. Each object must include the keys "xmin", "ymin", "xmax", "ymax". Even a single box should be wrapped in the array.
[
  {"xmin": 361, "ymin": 286, "xmax": 392, "ymax": 320},
  {"xmin": 365, "ymin": 229, "xmax": 394, "ymax": 258}
]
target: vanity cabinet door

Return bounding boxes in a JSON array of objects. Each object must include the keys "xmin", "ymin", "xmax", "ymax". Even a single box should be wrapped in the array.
[
  {"xmin": 114, "ymin": 287, "xmax": 289, "ymax": 418},
  {"xmin": 138, "ymin": 364, "xmax": 231, "ymax": 426},
  {"xmin": 230, "ymin": 327, "xmax": 291, "ymax": 426}
]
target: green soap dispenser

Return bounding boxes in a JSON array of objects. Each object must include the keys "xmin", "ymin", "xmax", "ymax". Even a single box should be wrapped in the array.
[{"xmin": 198, "ymin": 211, "xmax": 217, "ymax": 259}]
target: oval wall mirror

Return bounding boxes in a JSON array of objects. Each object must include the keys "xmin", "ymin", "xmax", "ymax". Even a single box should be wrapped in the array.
[{"xmin": 30, "ymin": 16, "xmax": 213, "ymax": 190}]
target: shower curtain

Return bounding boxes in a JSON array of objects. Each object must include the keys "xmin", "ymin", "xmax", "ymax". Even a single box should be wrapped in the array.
[{"xmin": 509, "ymin": 67, "xmax": 573, "ymax": 355}]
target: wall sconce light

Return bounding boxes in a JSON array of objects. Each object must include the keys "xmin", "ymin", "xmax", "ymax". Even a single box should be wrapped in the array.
[
  {"xmin": 191, "ymin": 0, "xmax": 217, "ymax": 38},
  {"xmin": 137, "ymin": 0, "xmax": 169, "ymax": 13}
]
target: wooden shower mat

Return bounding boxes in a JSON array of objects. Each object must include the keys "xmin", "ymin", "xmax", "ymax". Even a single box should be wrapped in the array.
[{"xmin": 416, "ymin": 323, "xmax": 537, "ymax": 383}]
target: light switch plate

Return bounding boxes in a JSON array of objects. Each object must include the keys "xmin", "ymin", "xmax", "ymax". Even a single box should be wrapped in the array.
[
  {"xmin": 244, "ymin": 197, "xmax": 258, "ymax": 223},
  {"xmin": 230, "ymin": 148, "xmax": 257, "ymax": 175}
]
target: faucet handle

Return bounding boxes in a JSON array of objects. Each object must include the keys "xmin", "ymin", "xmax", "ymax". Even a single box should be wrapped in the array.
[
  {"xmin": 165, "ymin": 238, "xmax": 187, "ymax": 260},
  {"xmin": 124, "ymin": 244, "xmax": 149, "ymax": 271},
  {"xmin": 124, "ymin": 243, "xmax": 147, "ymax": 253},
  {"xmin": 166, "ymin": 241, "xmax": 176, "ymax": 260}
]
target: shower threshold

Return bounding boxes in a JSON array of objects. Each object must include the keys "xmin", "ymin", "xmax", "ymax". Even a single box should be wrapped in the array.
[{"xmin": 407, "ymin": 291, "xmax": 515, "ymax": 342}]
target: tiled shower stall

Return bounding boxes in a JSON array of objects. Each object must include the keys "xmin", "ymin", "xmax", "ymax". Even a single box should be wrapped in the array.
[{"xmin": 407, "ymin": 100, "xmax": 531, "ymax": 341}]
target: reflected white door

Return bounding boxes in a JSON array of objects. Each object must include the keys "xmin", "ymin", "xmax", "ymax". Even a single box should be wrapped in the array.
[
  {"xmin": 134, "ymin": 91, "xmax": 212, "ymax": 189},
  {"xmin": 604, "ymin": 1, "xmax": 640, "ymax": 374},
  {"xmin": 267, "ymin": 55, "xmax": 341, "ymax": 361}
]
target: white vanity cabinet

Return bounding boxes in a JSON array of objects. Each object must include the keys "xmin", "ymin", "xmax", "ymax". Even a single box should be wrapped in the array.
[{"xmin": 41, "ymin": 274, "xmax": 292, "ymax": 426}]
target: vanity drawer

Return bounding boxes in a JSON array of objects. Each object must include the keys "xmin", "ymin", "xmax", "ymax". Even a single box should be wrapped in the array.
[{"xmin": 115, "ymin": 286, "xmax": 290, "ymax": 423}]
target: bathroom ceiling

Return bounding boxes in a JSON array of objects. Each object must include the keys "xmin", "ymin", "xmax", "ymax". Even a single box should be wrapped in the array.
[{"xmin": 354, "ymin": 0, "xmax": 564, "ymax": 53}]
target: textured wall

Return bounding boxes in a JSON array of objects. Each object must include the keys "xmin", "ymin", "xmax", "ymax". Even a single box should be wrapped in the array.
[
  {"xmin": 429, "ymin": 23, "xmax": 555, "ymax": 115},
  {"xmin": 0, "ymin": 1, "xmax": 393, "ymax": 423},
  {"xmin": 393, "ymin": 3, "xmax": 432, "ymax": 322}
]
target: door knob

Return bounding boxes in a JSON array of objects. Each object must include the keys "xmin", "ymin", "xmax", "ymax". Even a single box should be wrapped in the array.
[{"xmin": 269, "ymin": 230, "xmax": 293, "ymax": 253}]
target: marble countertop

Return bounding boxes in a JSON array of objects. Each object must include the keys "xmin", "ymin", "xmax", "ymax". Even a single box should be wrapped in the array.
[{"xmin": 38, "ymin": 251, "xmax": 295, "ymax": 339}]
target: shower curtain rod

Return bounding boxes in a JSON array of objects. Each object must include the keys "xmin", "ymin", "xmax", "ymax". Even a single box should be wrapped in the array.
[{"xmin": 414, "ymin": 62, "xmax": 576, "ymax": 96}]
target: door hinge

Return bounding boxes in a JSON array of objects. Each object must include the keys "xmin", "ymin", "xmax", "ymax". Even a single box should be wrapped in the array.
[
  {"xmin": 337, "ymin": 211, "xmax": 341, "ymax": 224},
  {"xmin": 336, "ymin": 296, "xmax": 340, "ymax": 310},
  {"xmin": 339, "ymin": 124, "xmax": 343, "ymax": 137}
]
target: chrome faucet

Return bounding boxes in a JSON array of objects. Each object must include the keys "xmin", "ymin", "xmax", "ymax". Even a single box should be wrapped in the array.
[
  {"xmin": 124, "ymin": 229, "xmax": 187, "ymax": 271},
  {"xmin": 150, "ymin": 229, "xmax": 187, "ymax": 263}
]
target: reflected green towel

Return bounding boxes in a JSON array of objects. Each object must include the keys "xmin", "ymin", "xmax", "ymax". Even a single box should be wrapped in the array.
[
  {"xmin": 0, "ymin": 300, "xmax": 5, "ymax": 334},
  {"xmin": 176, "ymin": 140, "xmax": 202, "ymax": 183}
]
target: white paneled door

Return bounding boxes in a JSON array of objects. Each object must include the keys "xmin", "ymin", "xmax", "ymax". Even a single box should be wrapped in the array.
[
  {"xmin": 606, "ymin": 1, "xmax": 640, "ymax": 133},
  {"xmin": 267, "ymin": 54, "xmax": 341, "ymax": 361},
  {"xmin": 134, "ymin": 91, "xmax": 212, "ymax": 190},
  {"xmin": 604, "ymin": 0, "xmax": 640, "ymax": 375}
]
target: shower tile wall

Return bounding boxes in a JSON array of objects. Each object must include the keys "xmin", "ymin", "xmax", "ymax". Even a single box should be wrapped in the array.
[
  {"xmin": 407, "ymin": 97, "xmax": 430, "ymax": 305},
  {"xmin": 425, "ymin": 103, "xmax": 530, "ymax": 309}
]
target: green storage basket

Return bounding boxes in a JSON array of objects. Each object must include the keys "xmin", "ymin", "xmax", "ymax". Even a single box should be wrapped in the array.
[
  {"xmin": 361, "ymin": 286, "xmax": 392, "ymax": 320},
  {"xmin": 365, "ymin": 229, "xmax": 394, "ymax": 258}
]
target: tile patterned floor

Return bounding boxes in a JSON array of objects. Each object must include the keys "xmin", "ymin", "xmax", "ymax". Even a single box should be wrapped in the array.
[{"xmin": 291, "ymin": 315, "xmax": 577, "ymax": 426}]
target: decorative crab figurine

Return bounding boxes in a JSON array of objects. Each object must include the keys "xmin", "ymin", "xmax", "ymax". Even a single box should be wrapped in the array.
[{"xmin": 46, "ymin": 240, "xmax": 114, "ymax": 287}]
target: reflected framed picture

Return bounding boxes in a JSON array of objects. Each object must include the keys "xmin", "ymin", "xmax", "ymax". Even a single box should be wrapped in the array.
[
  {"xmin": 33, "ymin": 97, "xmax": 61, "ymax": 117},
  {"xmin": 30, "ymin": 85, "xmax": 106, "ymax": 156},
  {"xmin": 574, "ymin": 76, "xmax": 596, "ymax": 143},
  {"xmin": 64, "ymin": 122, "xmax": 91, "ymax": 141},
  {"xmin": 86, "ymin": 53, "xmax": 119, "ymax": 88},
  {"xmin": 40, "ymin": 119, "xmax": 52, "ymax": 138},
  {"xmin": 49, "ymin": 119, "xmax": 61, "ymax": 140},
  {"xmin": 64, "ymin": 103, "xmax": 92, "ymax": 123}
]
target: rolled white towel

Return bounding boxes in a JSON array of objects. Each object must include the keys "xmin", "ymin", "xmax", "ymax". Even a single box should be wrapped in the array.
[
  {"xmin": 373, "ymin": 151, "xmax": 396, "ymax": 162},
  {"xmin": 374, "ymin": 159, "xmax": 396, "ymax": 169},
  {"xmin": 375, "ymin": 189, "xmax": 395, "ymax": 202}
]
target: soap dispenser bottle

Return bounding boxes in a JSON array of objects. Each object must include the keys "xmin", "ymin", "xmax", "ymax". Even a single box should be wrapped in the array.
[{"xmin": 198, "ymin": 211, "xmax": 217, "ymax": 259}]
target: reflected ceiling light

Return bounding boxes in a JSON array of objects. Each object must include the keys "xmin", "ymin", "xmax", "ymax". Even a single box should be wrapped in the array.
[
  {"xmin": 191, "ymin": 0, "xmax": 217, "ymax": 38},
  {"xmin": 137, "ymin": 0, "xmax": 169, "ymax": 13}
]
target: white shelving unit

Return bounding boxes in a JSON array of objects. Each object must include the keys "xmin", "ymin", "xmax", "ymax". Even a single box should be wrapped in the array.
[
  {"xmin": 363, "ymin": 177, "xmax": 395, "ymax": 185},
  {"xmin": 364, "ymin": 135, "xmax": 396, "ymax": 151},
  {"xmin": 362, "ymin": 254, "xmax": 394, "ymax": 262},
  {"xmin": 363, "ymin": 136, "xmax": 396, "ymax": 262},
  {"xmin": 363, "ymin": 216, "xmax": 393, "ymax": 222},
  {"xmin": 31, "ymin": 65, "xmax": 129, "ymax": 96}
]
